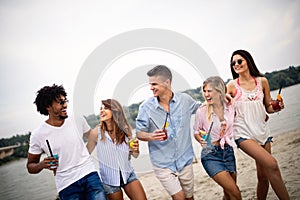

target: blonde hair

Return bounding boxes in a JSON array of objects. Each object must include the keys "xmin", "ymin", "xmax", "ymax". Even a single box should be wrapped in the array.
[{"xmin": 202, "ymin": 76, "xmax": 227, "ymax": 124}]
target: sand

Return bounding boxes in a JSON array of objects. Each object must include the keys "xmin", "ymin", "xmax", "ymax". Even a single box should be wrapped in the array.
[{"xmin": 125, "ymin": 128, "xmax": 300, "ymax": 200}]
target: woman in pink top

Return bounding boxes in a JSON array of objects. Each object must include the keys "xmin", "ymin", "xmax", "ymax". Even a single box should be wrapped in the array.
[
  {"xmin": 194, "ymin": 76, "xmax": 241, "ymax": 200},
  {"xmin": 227, "ymin": 50, "xmax": 289, "ymax": 200}
]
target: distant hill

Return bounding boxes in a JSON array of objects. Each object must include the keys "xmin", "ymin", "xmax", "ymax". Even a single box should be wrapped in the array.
[
  {"xmin": 1, "ymin": 66, "xmax": 299, "ymax": 165},
  {"xmin": 2, "ymin": 66, "xmax": 299, "ymax": 139},
  {"xmin": 85, "ymin": 65, "xmax": 300, "ymax": 129},
  {"xmin": 264, "ymin": 66, "xmax": 300, "ymax": 90}
]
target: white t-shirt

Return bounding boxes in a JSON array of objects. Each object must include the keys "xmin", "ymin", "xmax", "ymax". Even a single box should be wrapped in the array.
[{"xmin": 29, "ymin": 116, "xmax": 97, "ymax": 192}]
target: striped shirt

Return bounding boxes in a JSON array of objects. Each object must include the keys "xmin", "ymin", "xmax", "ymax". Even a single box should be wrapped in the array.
[{"xmin": 96, "ymin": 128, "xmax": 134, "ymax": 186}]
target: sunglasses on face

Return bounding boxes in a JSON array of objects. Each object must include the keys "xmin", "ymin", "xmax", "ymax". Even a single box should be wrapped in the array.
[
  {"xmin": 57, "ymin": 99, "xmax": 69, "ymax": 105},
  {"xmin": 231, "ymin": 59, "xmax": 244, "ymax": 67},
  {"xmin": 100, "ymin": 104, "xmax": 110, "ymax": 110}
]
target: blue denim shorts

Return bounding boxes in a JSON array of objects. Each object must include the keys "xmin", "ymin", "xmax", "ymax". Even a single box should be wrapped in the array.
[
  {"xmin": 235, "ymin": 136, "xmax": 273, "ymax": 148},
  {"xmin": 201, "ymin": 144, "xmax": 236, "ymax": 178},
  {"xmin": 59, "ymin": 172, "xmax": 106, "ymax": 200},
  {"xmin": 103, "ymin": 171, "xmax": 138, "ymax": 195}
]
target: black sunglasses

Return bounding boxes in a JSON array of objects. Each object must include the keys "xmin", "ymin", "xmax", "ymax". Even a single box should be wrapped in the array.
[
  {"xmin": 57, "ymin": 99, "xmax": 69, "ymax": 105},
  {"xmin": 231, "ymin": 59, "xmax": 244, "ymax": 67}
]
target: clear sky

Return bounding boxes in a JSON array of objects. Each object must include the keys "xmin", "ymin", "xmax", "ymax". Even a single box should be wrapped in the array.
[{"xmin": 1, "ymin": 0, "xmax": 299, "ymax": 139}]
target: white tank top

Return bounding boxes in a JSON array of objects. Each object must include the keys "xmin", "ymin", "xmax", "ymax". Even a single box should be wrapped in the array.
[{"xmin": 233, "ymin": 77, "xmax": 270, "ymax": 144}]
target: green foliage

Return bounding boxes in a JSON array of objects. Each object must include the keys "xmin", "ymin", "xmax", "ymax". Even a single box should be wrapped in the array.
[
  {"xmin": 1, "ymin": 65, "xmax": 298, "ymax": 165},
  {"xmin": 123, "ymin": 102, "xmax": 142, "ymax": 129},
  {"xmin": 0, "ymin": 133, "xmax": 30, "ymax": 147},
  {"xmin": 84, "ymin": 114, "xmax": 99, "ymax": 129},
  {"xmin": 85, "ymin": 66, "xmax": 300, "ymax": 130},
  {"xmin": 0, "ymin": 132, "xmax": 30, "ymax": 165},
  {"xmin": 13, "ymin": 144, "xmax": 29, "ymax": 158},
  {"xmin": 182, "ymin": 87, "xmax": 204, "ymax": 102},
  {"xmin": 265, "ymin": 66, "xmax": 300, "ymax": 90},
  {"xmin": 0, "ymin": 156, "xmax": 15, "ymax": 166}
]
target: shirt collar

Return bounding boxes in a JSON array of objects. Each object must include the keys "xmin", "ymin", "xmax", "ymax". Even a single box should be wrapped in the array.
[
  {"xmin": 153, "ymin": 92, "xmax": 176, "ymax": 109},
  {"xmin": 210, "ymin": 102, "xmax": 230, "ymax": 115}
]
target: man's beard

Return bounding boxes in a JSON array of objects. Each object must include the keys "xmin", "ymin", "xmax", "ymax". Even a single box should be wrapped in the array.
[{"xmin": 59, "ymin": 115, "xmax": 68, "ymax": 120}]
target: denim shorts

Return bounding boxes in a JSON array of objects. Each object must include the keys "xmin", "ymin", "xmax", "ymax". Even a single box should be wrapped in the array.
[
  {"xmin": 59, "ymin": 172, "xmax": 106, "ymax": 200},
  {"xmin": 235, "ymin": 136, "xmax": 273, "ymax": 148},
  {"xmin": 201, "ymin": 144, "xmax": 236, "ymax": 178},
  {"xmin": 103, "ymin": 171, "xmax": 138, "ymax": 195}
]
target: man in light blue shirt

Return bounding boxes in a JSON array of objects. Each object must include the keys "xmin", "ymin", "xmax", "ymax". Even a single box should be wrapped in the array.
[{"xmin": 136, "ymin": 65, "xmax": 201, "ymax": 200}]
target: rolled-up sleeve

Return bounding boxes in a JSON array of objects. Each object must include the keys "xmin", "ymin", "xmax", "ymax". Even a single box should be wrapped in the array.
[
  {"xmin": 193, "ymin": 108, "xmax": 201, "ymax": 135},
  {"xmin": 136, "ymin": 104, "xmax": 149, "ymax": 133}
]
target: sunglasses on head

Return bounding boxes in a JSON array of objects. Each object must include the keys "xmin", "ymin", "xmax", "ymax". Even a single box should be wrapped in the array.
[
  {"xmin": 231, "ymin": 59, "xmax": 244, "ymax": 67},
  {"xmin": 57, "ymin": 99, "xmax": 69, "ymax": 105}
]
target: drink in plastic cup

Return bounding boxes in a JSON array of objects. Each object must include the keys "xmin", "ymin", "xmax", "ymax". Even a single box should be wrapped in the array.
[
  {"xmin": 129, "ymin": 137, "xmax": 136, "ymax": 149},
  {"xmin": 277, "ymin": 93, "xmax": 282, "ymax": 101},
  {"xmin": 200, "ymin": 130, "xmax": 207, "ymax": 140},
  {"xmin": 271, "ymin": 99, "xmax": 280, "ymax": 110},
  {"xmin": 49, "ymin": 154, "xmax": 59, "ymax": 169},
  {"xmin": 272, "ymin": 87, "xmax": 283, "ymax": 111},
  {"xmin": 199, "ymin": 130, "xmax": 208, "ymax": 147},
  {"xmin": 162, "ymin": 129, "xmax": 168, "ymax": 140},
  {"xmin": 162, "ymin": 119, "xmax": 168, "ymax": 140}
]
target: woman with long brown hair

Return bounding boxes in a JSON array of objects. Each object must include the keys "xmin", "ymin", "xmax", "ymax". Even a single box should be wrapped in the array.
[{"xmin": 87, "ymin": 99, "xmax": 147, "ymax": 200}]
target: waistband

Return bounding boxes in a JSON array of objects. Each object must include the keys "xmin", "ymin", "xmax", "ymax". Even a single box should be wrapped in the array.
[
  {"xmin": 212, "ymin": 140, "xmax": 221, "ymax": 146},
  {"xmin": 211, "ymin": 143, "xmax": 233, "ymax": 150}
]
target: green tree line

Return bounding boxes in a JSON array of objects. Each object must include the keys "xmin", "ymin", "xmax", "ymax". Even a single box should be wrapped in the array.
[
  {"xmin": 265, "ymin": 66, "xmax": 300, "ymax": 90},
  {"xmin": 0, "ymin": 133, "xmax": 30, "ymax": 165},
  {"xmin": 122, "ymin": 65, "xmax": 300, "ymax": 129},
  {"xmin": 1, "ymin": 65, "xmax": 299, "ymax": 165}
]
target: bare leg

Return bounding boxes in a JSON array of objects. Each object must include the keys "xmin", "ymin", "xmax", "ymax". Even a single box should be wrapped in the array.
[
  {"xmin": 212, "ymin": 171, "xmax": 241, "ymax": 200},
  {"xmin": 185, "ymin": 196, "xmax": 194, "ymax": 200},
  {"xmin": 107, "ymin": 190, "xmax": 124, "ymax": 200},
  {"xmin": 239, "ymin": 139, "xmax": 290, "ymax": 200},
  {"xmin": 171, "ymin": 190, "xmax": 185, "ymax": 200},
  {"xmin": 256, "ymin": 142, "xmax": 271, "ymax": 200},
  {"xmin": 123, "ymin": 180, "xmax": 147, "ymax": 200}
]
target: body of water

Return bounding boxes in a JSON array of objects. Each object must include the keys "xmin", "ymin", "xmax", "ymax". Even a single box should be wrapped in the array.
[{"xmin": 1, "ymin": 84, "xmax": 299, "ymax": 200}]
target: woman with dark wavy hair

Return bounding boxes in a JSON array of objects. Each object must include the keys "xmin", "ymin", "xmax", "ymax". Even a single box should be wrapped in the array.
[
  {"xmin": 227, "ymin": 50, "xmax": 289, "ymax": 200},
  {"xmin": 87, "ymin": 99, "xmax": 146, "ymax": 200}
]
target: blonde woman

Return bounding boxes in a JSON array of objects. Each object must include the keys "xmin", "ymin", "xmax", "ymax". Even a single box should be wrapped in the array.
[{"xmin": 194, "ymin": 76, "xmax": 241, "ymax": 200}]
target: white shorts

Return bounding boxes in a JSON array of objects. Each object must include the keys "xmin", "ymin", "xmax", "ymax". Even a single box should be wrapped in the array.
[{"xmin": 153, "ymin": 164, "xmax": 194, "ymax": 198}]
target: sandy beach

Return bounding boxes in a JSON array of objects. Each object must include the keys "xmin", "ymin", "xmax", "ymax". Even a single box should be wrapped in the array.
[{"xmin": 126, "ymin": 128, "xmax": 300, "ymax": 200}]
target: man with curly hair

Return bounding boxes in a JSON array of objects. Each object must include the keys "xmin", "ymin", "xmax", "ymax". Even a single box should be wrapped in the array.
[{"xmin": 27, "ymin": 84, "xmax": 106, "ymax": 200}]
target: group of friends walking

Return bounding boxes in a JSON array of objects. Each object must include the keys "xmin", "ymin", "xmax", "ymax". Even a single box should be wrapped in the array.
[{"xmin": 26, "ymin": 49, "xmax": 289, "ymax": 200}]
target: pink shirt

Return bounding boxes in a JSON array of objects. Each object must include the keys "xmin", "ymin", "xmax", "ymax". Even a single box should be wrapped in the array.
[{"xmin": 193, "ymin": 103, "xmax": 235, "ymax": 148}]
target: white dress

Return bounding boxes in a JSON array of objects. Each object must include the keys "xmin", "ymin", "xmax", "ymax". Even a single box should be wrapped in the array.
[{"xmin": 232, "ymin": 77, "xmax": 270, "ymax": 145}]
